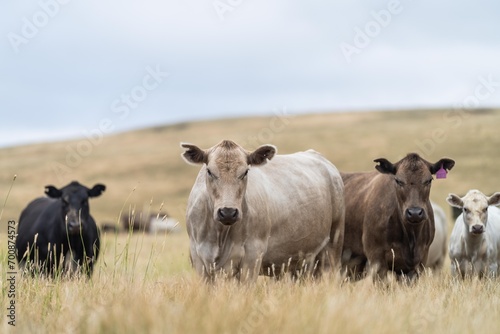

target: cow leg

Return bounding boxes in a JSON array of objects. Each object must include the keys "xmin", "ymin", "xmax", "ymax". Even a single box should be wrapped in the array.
[
  {"xmin": 239, "ymin": 257, "xmax": 261, "ymax": 283},
  {"xmin": 364, "ymin": 245, "xmax": 389, "ymax": 282},
  {"xmin": 363, "ymin": 227, "xmax": 388, "ymax": 282},
  {"xmin": 450, "ymin": 259, "xmax": 460, "ymax": 278},
  {"xmin": 472, "ymin": 259, "xmax": 485, "ymax": 278},
  {"xmin": 64, "ymin": 250, "xmax": 79, "ymax": 278},
  {"xmin": 189, "ymin": 249, "xmax": 208, "ymax": 279},
  {"xmin": 239, "ymin": 240, "xmax": 266, "ymax": 283},
  {"xmin": 461, "ymin": 260, "xmax": 470, "ymax": 279},
  {"xmin": 489, "ymin": 262, "xmax": 498, "ymax": 278},
  {"xmin": 83, "ymin": 238, "xmax": 100, "ymax": 278},
  {"xmin": 328, "ymin": 210, "xmax": 345, "ymax": 280},
  {"xmin": 366, "ymin": 260, "xmax": 388, "ymax": 282}
]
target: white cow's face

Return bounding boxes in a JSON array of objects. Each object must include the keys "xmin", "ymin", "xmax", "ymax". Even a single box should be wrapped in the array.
[
  {"xmin": 182, "ymin": 140, "xmax": 276, "ymax": 226},
  {"xmin": 447, "ymin": 190, "xmax": 500, "ymax": 235},
  {"xmin": 204, "ymin": 146, "xmax": 250, "ymax": 225}
]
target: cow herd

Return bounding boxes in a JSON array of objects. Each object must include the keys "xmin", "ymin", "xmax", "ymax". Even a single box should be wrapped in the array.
[
  {"xmin": 181, "ymin": 140, "xmax": 500, "ymax": 283},
  {"xmin": 13, "ymin": 139, "xmax": 500, "ymax": 284}
]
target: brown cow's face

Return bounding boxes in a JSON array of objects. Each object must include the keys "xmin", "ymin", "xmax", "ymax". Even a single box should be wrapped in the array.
[
  {"xmin": 447, "ymin": 190, "xmax": 500, "ymax": 234},
  {"xmin": 181, "ymin": 140, "xmax": 276, "ymax": 225},
  {"xmin": 375, "ymin": 153, "xmax": 455, "ymax": 225},
  {"xmin": 393, "ymin": 158, "xmax": 433, "ymax": 224}
]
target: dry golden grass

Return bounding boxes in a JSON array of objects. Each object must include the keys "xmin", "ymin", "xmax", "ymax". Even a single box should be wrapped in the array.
[
  {"xmin": 1, "ymin": 109, "xmax": 500, "ymax": 333},
  {"xmin": 2, "ymin": 232, "xmax": 500, "ymax": 333}
]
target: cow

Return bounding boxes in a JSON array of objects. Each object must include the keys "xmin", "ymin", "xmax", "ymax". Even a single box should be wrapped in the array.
[
  {"xmin": 181, "ymin": 140, "xmax": 345, "ymax": 282},
  {"xmin": 425, "ymin": 202, "xmax": 448, "ymax": 270},
  {"xmin": 341, "ymin": 153, "xmax": 455, "ymax": 281},
  {"xmin": 121, "ymin": 211, "xmax": 179, "ymax": 234},
  {"xmin": 16, "ymin": 181, "xmax": 105, "ymax": 278},
  {"xmin": 447, "ymin": 190, "xmax": 500, "ymax": 278}
]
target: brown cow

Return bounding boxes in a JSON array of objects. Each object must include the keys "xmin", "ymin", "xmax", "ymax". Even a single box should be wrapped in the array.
[{"xmin": 341, "ymin": 153, "xmax": 454, "ymax": 281}]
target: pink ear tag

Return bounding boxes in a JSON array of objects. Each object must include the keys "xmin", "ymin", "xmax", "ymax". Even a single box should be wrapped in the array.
[{"xmin": 436, "ymin": 165, "xmax": 447, "ymax": 179}]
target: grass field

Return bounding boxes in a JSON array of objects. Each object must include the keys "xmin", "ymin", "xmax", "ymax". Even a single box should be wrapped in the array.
[{"xmin": 1, "ymin": 108, "xmax": 500, "ymax": 333}]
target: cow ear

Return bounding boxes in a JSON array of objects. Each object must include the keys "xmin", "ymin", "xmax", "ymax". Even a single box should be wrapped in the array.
[
  {"xmin": 374, "ymin": 158, "xmax": 396, "ymax": 175},
  {"xmin": 181, "ymin": 143, "xmax": 208, "ymax": 165},
  {"xmin": 45, "ymin": 185, "xmax": 62, "ymax": 198},
  {"xmin": 248, "ymin": 145, "xmax": 277, "ymax": 166},
  {"xmin": 487, "ymin": 192, "xmax": 500, "ymax": 207},
  {"xmin": 430, "ymin": 158, "xmax": 455, "ymax": 175},
  {"xmin": 446, "ymin": 193, "xmax": 463, "ymax": 209},
  {"xmin": 88, "ymin": 184, "xmax": 106, "ymax": 198}
]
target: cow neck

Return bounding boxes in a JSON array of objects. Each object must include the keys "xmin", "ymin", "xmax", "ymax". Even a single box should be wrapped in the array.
[
  {"xmin": 63, "ymin": 230, "xmax": 84, "ymax": 247},
  {"xmin": 217, "ymin": 224, "xmax": 232, "ymax": 249},
  {"xmin": 212, "ymin": 224, "xmax": 236, "ymax": 271},
  {"xmin": 399, "ymin": 218, "xmax": 424, "ymax": 258},
  {"xmin": 463, "ymin": 233, "xmax": 487, "ymax": 257}
]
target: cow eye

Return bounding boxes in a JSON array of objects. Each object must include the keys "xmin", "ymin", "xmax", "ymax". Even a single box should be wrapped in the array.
[
  {"xmin": 424, "ymin": 178, "xmax": 433, "ymax": 186},
  {"xmin": 239, "ymin": 170, "xmax": 249, "ymax": 180},
  {"xmin": 463, "ymin": 207, "xmax": 469, "ymax": 213},
  {"xmin": 395, "ymin": 178, "xmax": 404, "ymax": 187},
  {"xmin": 207, "ymin": 169, "xmax": 217, "ymax": 179}
]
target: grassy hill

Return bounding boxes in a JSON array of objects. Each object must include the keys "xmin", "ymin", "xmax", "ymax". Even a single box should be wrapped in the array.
[
  {"xmin": 1, "ymin": 108, "xmax": 499, "ymax": 227},
  {"xmin": 1, "ymin": 108, "xmax": 500, "ymax": 333}
]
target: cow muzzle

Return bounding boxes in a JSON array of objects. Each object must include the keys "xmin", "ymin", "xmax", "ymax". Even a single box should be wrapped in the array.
[
  {"xmin": 216, "ymin": 207, "xmax": 239, "ymax": 225},
  {"xmin": 65, "ymin": 214, "xmax": 82, "ymax": 234},
  {"xmin": 66, "ymin": 221, "xmax": 82, "ymax": 234},
  {"xmin": 471, "ymin": 224, "xmax": 484, "ymax": 235},
  {"xmin": 405, "ymin": 207, "xmax": 425, "ymax": 224}
]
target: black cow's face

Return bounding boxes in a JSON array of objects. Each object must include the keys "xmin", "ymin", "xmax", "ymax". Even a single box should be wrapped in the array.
[
  {"xmin": 375, "ymin": 153, "xmax": 455, "ymax": 225},
  {"xmin": 45, "ymin": 181, "xmax": 106, "ymax": 234}
]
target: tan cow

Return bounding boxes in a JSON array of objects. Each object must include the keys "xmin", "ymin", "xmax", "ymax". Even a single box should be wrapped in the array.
[
  {"xmin": 341, "ymin": 153, "xmax": 455, "ymax": 281},
  {"xmin": 425, "ymin": 202, "xmax": 448, "ymax": 270},
  {"xmin": 182, "ymin": 140, "xmax": 345, "ymax": 282}
]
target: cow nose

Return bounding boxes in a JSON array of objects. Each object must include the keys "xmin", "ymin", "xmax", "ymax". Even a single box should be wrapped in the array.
[
  {"xmin": 406, "ymin": 207, "xmax": 424, "ymax": 223},
  {"xmin": 66, "ymin": 220, "xmax": 81, "ymax": 233},
  {"xmin": 471, "ymin": 224, "xmax": 484, "ymax": 234},
  {"xmin": 217, "ymin": 207, "xmax": 239, "ymax": 225}
]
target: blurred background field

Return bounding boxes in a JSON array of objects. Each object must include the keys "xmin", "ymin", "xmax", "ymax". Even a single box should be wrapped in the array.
[
  {"xmin": 1, "ymin": 109, "xmax": 500, "ymax": 333},
  {"xmin": 1, "ymin": 108, "xmax": 499, "ymax": 227}
]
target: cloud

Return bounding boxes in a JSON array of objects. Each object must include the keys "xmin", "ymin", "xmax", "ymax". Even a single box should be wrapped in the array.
[{"xmin": 1, "ymin": 0, "xmax": 500, "ymax": 147}]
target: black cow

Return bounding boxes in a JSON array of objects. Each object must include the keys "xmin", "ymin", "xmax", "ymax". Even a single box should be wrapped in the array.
[{"xmin": 16, "ymin": 181, "xmax": 105, "ymax": 278}]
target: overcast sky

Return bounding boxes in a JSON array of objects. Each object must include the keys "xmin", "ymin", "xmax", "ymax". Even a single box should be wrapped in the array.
[{"xmin": 1, "ymin": 0, "xmax": 499, "ymax": 147}]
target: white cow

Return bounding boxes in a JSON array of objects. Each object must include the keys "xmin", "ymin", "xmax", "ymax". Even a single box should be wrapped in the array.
[
  {"xmin": 149, "ymin": 216, "xmax": 180, "ymax": 234},
  {"xmin": 182, "ymin": 140, "xmax": 345, "ymax": 282},
  {"xmin": 447, "ymin": 190, "xmax": 500, "ymax": 278},
  {"xmin": 425, "ymin": 202, "xmax": 448, "ymax": 270}
]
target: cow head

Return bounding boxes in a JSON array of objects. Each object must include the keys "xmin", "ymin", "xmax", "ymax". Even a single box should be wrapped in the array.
[
  {"xmin": 447, "ymin": 190, "xmax": 500, "ymax": 235},
  {"xmin": 181, "ymin": 140, "xmax": 276, "ymax": 226},
  {"xmin": 374, "ymin": 153, "xmax": 454, "ymax": 225},
  {"xmin": 45, "ymin": 181, "xmax": 106, "ymax": 234}
]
